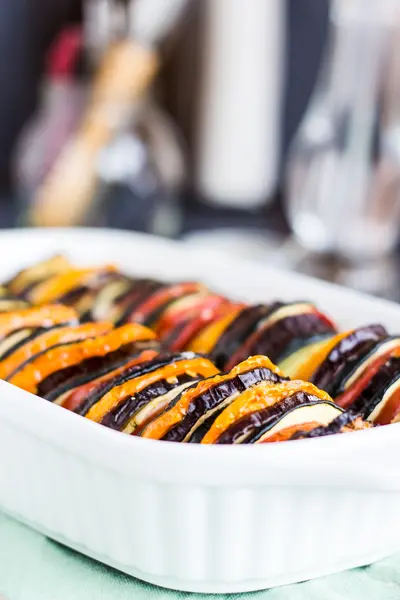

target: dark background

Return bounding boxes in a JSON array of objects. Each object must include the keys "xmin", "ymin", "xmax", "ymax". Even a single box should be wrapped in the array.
[{"xmin": 0, "ymin": 0, "xmax": 329, "ymax": 199}]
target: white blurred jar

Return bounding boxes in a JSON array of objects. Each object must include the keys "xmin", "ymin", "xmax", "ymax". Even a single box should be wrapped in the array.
[{"xmin": 195, "ymin": 0, "xmax": 285, "ymax": 209}]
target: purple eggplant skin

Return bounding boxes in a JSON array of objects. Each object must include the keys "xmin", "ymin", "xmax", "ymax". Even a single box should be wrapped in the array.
[
  {"xmin": 210, "ymin": 303, "xmax": 282, "ymax": 370},
  {"xmin": 160, "ymin": 366, "xmax": 288, "ymax": 443},
  {"xmin": 115, "ymin": 280, "xmax": 165, "ymax": 326},
  {"xmin": 75, "ymin": 352, "xmax": 200, "ymax": 416},
  {"xmin": 40, "ymin": 340, "xmax": 161, "ymax": 402},
  {"xmin": 100, "ymin": 374, "xmax": 197, "ymax": 431},
  {"xmin": 290, "ymin": 411, "xmax": 363, "ymax": 440},
  {"xmin": 336, "ymin": 336, "xmax": 400, "ymax": 396},
  {"xmin": 230, "ymin": 307, "xmax": 337, "ymax": 369},
  {"xmin": 347, "ymin": 356, "xmax": 400, "ymax": 419},
  {"xmin": 216, "ymin": 393, "xmax": 340, "ymax": 444},
  {"xmin": 311, "ymin": 325, "xmax": 388, "ymax": 395}
]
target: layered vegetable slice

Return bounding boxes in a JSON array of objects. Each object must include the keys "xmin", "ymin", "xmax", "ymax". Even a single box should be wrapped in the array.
[
  {"xmin": 62, "ymin": 349, "xmax": 159, "ymax": 411},
  {"xmin": 84, "ymin": 352, "xmax": 219, "ymax": 434},
  {"xmin": 27, "ymin": 266, "xmax": 117, "ymax": 305},
  {"xmin": 226, "ymin": 303, "xmax": 337, "ymax": 370},
  {"xmin": 159, "ymin": 297, "xmax": 235, "ymax": 353},
  {"xmin": 83, "ymin": 278, "xmax": 134, "ymax": 322},
  {"xmin": 0, "ymin": 305, "xmax": 78, "ymax": 341},
  {"xmin": 140, "ymin": 356, "xmax": 287, "ymax": 442},
  {"xmin": 6, "ymin": 255, "xmax": 72, "ymax": 297},
  {"xmin": 0, "ymin": 286, "xmax": 29, "ymax": 313},
  {"xmin": 8, "ymin": 323, "xmax": 155, "ymax": 395},
  {"xmin": 187, "ymin": 304, "xmax": 247, "ymax": 355},
  {"xmin": 210, "ymin": 304, "xmax": 281, "ymax": 370},
  {"xmin": 208, "ymin": 380, "xmax": 342, "ymax": 444},
  {"xmin": 44, "ymin": 341, "xmax": 161, "ymax": 406},
  {"xmin": 0, "ymin": 321, "xmax": 113, "ymax": 380},
  {"xmin": 310, "ymin": 325, "xmax": 388, "ymax": 394},
  {"xmin": 288, "ymin": 412, "xmax": 372, "ymax": 441},
  {"xmin": 124, "ymin": 282, "xmax": 207, "ymax": 327}
]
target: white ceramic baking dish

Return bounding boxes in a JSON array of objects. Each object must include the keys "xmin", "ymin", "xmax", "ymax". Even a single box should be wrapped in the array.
[{"xmin": 1, "ymin": 228, "xmax": 400, "ymax": 594}]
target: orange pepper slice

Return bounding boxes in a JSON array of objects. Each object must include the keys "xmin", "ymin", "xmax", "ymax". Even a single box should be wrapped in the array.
[
  {"xmin": 28, "ymin": 266, "xmax": 116, "ymax": 305},
  {"xmin": 9, "ymin": 323, "xmax": 155, "ymax": 393},
  {"xmin": 85, "ymin": 357, "xmax": 219, "ymax": 423},
  {"xmin": 0, "ymin": 305, "xmax": 77, "ymax": 340},
  {"xmin": 0, "ymin": 321, "xmax": 112, "ymax": 380},
  {"xmin": 279, "ymin": 330, "xmax": 353, "ymax": 381},
  {"xmin": 201, "ymin": 379, "xmax": 332, "ymax": 444},
  {"xmin": 8, "ymin": 255, "xmax": 72, "ymax": 296},
  {"xmin": 188, "ymin": 305, "xmax": 246, "ymax": 354},
  {"xmin": 141, "ymin": 355, "xmax": 284, "ymax": 441}
]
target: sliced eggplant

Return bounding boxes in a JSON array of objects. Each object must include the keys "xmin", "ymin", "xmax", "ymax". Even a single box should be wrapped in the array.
[
  {"xmin": 0, "ymin": 321, "xmax": 112, "ymax": 380},
  {"xmin": 290, "ymin": 412, "xmax": 371, "ymax": 440},
  {"xmin": 83, "ymin": 353, "xmax": 219, "ymax": 423},
  {"xmin": 279, "ymin": 329, "xmax": 359, "ymax": 381},
  {"xmin": 8, "ymin": 323, "xmax": 155, "ymax": 394},
  {"xmin": 62, "ymin": 349, "xmax": 159, "ymax": 411},
  {"xmin": 226, "ymin": 303, "xmax": 336, "ymax": 370},
  {"xmin": 101, "ymin": 375, "xmax": 198, "ymax": 433},
  {"xmin": 310, "ymin": 325, "xmax": 388, "ymax": 395},
  {"xmin": 336, "ymin": 337, "xmax": 400, "ymax": 400},
  {"xmin": 188, "ymin": 305, "xmax": 247, "ymax": 355},
  {"xmin": 201, "ymin": 379, "xmax": 332, "ymax": 444},
  {"xmin": 41, "ymin": 340, "xmax": 161, "ymax": 403},
  {"xmin": 216, "ymin": 392, "xmax": 342, "ymax": 444},
  {"xmin": 113, "ymin": 280, "xmax": 165, "ymax": 325},
  {"xmin": 348, "ymin": 357, "xmax": 400, "ymax": 424},
  {"xmin": 76, "ymin": 353, "xmax": 190, "ymax": 416},
  {"xmin": 210, "ymin": 304, "xmax": 279, "ymax": 370},
  {"xmin": 140, "ymin": 356, "xmax": 287, "ymax": 442}
]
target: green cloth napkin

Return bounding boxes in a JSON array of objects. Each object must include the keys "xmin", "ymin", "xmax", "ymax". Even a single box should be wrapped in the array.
[{"xmin": 1, "ymin": 512, "xmax": 400, "ymax": 600}]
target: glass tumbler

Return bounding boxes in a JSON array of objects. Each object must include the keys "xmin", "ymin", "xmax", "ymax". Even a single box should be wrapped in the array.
[{"xmin": 286, "ymin": 0, "xmax": 400, "ymax": 263}]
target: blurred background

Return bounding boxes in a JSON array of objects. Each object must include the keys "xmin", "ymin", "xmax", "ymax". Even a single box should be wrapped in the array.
[{"xmin": 1, "ymin": 0, "xmax": 400, "ymax": 299}]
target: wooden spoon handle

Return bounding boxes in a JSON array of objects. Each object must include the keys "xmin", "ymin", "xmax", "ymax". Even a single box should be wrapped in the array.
[{"xmin": 31, "ymin": 40, "xmax": 159, "ymax": 227}]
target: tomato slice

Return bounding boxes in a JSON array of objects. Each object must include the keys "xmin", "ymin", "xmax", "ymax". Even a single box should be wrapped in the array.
[
  {"xmin": 336, "ymin": 348, "xmax": 400, "ymax": 411},
  {"xmin": 156, "ymin": 294, "xmax": 230, "ymax": 337},
  {"xmin": 62, "ymin": 349, "xmax": 158, "ymax": 411},
  {"xmin": 161, "ymin": 302, "xmax": 236, "ymax": 352},
  {"xmin": 127, "ymin": 282, "xmax": 206, "ymax": 325}
]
